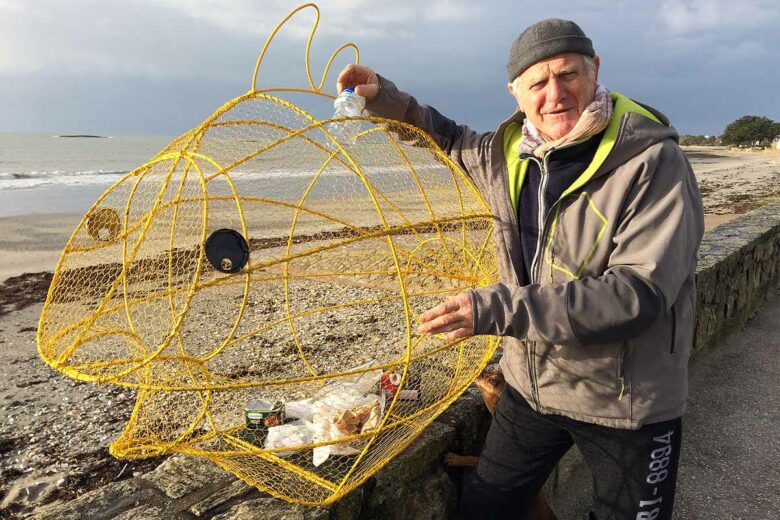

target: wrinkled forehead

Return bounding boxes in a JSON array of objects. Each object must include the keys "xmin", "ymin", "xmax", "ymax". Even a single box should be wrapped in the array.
[{"xmin": 517, "ymin": 53, "xmax": 588, "ymax": 86}]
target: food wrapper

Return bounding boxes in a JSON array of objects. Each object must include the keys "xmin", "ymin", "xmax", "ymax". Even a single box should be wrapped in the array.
[
  {"xmin": 311, "ymin": 364, "xmax": 383, "ymax": 400},
  {"xmin": 265, "ymin": 419, "xmax": 315, "ymax": 457},
  {"xmin": 261, "ymin": 364, "xmax": 385, "ymax": 466},
  {"xmin": 311, "ymin": 391, "xmax": 385, "ymax": 466},
  {"xmin": 285, "ymin": 398, "xmax": 314, "ymax": 421}
]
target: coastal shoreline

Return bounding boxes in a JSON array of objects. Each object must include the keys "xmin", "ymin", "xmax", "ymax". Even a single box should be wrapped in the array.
[{"xmin": 1, "ymin": 147, "xmax": 777, "ymax": 285}]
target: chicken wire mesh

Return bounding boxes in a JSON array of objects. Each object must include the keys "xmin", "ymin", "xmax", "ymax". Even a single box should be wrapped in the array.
[{"xmin": 37, "ymin": 3, "xmax": 501, "ymax": 505}]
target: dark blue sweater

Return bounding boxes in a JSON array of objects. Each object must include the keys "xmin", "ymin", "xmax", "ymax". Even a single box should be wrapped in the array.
[{"xmin": 516, "ymin": 132, "xmax": 604, "ymax": 285}]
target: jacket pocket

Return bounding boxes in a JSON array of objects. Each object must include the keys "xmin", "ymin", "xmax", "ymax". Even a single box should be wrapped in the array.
[
  {"xmin": 670, "ymin": 305, "xmax": 677, "ymax": 354},
  {"xmin": 546, "ymin": 192, "xmax": 609, "ymax": 282}
]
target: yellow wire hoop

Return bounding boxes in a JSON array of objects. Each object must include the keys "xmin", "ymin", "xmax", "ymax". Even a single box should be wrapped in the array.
[{"xmin": 250, "ymin": 2, "xmax": 359, "ymax": 98}]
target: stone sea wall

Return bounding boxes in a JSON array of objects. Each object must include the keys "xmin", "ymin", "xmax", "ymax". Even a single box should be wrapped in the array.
[
  {"xmin": 30, "ymin": 202, "xmax": 780, "ymax": 520},
  {"xmin": 692, "ymin": 202, "xmax": 780, "ymax": 355}
]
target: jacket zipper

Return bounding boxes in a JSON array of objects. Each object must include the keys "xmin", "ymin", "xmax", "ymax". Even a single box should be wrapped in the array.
[
  {"xmin": 521, "ymin": 152, "xmax": 554, "ymax": 409},
  {"xmin": 531, "ymin": 154, "xmax": 553, "ymax": 409},
  {"xmin": 511, "ymin": 141, "xmax": 590, "ymax": 408},
  {"xmin": 670, "ymin": 305, "xmax": 676, "ymax": 354},
  {"xmin": 501, "ymin": 143, "xmax": 541, "ymax": 409},
  {"xmin": 527, "ymin": 153, "xmax": 553, "ymax": 282}
]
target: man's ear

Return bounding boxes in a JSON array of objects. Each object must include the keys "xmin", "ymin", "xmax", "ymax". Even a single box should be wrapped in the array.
[
  {"xmin": 593, "ymin": 55, "xmax": 601, "ymax": 83},
  {"xmin": 507, "ymin": 81, "xmax": 522, "ymax": 109}
]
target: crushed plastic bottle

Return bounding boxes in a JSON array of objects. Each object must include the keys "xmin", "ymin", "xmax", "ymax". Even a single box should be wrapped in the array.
[{"xmin": 328, "ymin": 87, "xmax": 366, "ymax": 144}]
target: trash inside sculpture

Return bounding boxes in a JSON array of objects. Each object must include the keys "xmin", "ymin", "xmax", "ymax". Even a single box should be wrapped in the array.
[{"xmin": 37, "ymin": 3, "xmax": 500, "ymax": 505}]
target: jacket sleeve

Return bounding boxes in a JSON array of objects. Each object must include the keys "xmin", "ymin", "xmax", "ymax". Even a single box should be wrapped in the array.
[
  {"xmin": 364, "ymin": 75, "xmax": 494, "ymax": 194},
  {"xmin": 469, "ymin": 139, "xmax": 705, "ymax": 345}
]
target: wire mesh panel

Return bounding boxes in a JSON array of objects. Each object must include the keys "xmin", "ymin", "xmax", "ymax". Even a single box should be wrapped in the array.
[{"xmin": 37, "ymin": 3, "xmax": 501, "ymax": 505}]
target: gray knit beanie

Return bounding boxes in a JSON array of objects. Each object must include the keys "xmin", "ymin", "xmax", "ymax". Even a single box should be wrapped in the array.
[{"xmin": 507, "ymin": 19, "xmax": 595, "ymax": 82}]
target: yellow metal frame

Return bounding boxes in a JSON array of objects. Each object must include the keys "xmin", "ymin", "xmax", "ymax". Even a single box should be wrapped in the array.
[{"xmin": 36, "ymin": 2, "xmax": 500, "ymax": 506}]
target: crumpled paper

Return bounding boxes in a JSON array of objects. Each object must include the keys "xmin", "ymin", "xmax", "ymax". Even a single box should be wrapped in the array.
[
  {"xmin": 311, "ymin": 392, "xmax": 383, "ymax": 466},
  {"xmin": 265, "ymin": 366, "xmax": 385, "ymax": 466},
  {"xmin": 265, "ymin": 419, "xmax": 315, "ymax": 456}
]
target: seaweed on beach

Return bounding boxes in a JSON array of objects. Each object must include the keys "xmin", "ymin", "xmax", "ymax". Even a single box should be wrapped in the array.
[{"xmin": 0, "ymin": 271, "xmax": 53, "ymax": 317}]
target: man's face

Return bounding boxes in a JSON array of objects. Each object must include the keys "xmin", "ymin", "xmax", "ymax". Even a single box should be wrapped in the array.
[{"xmin": 508, "ymin": 53, "xmax": 600, "ymax": 140}]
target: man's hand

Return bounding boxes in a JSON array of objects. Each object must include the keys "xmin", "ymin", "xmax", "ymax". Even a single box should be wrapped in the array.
[
  {"xmin": 417, "ymin": 292, "xmax": 474, "ymax": 341},
  {"xmin": 336, "ymin": 64, "xmax": 380, "ymax": 100}
]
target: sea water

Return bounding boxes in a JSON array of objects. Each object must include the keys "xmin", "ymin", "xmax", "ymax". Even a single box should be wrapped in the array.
[
  {"xmin": 0, "ymin": 132, "xmax": 433, "ymax": 218},
  {"xmin": 0, "ymin": 133, "xmax": 171, "ymax": 217},
  {"xmin": 0, "ymin": 133, "xmax": 714, "ymax": 219}
]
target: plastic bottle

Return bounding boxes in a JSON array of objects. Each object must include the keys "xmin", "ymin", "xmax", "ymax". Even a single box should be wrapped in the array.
[{"xmin": 328, "ymin": 87, "xmax": 366, "ymax": 143}]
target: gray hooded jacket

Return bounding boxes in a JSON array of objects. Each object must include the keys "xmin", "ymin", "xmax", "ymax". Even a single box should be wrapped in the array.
[{"xmin": 365, "ymin": 76, "xmax": 704, "ymax": 429}]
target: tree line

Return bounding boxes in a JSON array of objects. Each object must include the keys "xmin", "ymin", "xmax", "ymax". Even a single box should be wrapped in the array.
[{"xmin": 680, "ymin": 115, "xmax": 780, "ymax": 147}]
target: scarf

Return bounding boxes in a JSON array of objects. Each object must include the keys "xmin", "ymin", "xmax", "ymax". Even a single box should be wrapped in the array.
[{"xmin": 518, "ymin": 84, "xmax": 613, "ymax": 158}]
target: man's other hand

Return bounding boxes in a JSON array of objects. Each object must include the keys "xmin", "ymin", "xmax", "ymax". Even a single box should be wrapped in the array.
[
  {"xmin": 337, "ymin": 64, "xmax": 380, "ymax": 100},
  {"xmin": 417, "ymin": 292, "xmax": 474, "ymax": 341}
]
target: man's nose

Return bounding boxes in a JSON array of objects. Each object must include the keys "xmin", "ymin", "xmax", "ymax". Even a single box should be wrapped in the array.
[{"xmin": 546, "ymin": 76, "xmax": 565, "ymax": 104}]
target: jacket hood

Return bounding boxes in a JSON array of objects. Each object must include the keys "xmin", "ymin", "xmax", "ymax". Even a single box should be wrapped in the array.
[
  {"xmin": 498, "ymin": 93, "xmax": 679, "ymax": 199},
  {"xmin": 499, "ymin": 93, "xmax": 677, "ymax": 178},
  {"xmin": 598, "ymin": 94, "xmax": 678, "ymax": 176}
]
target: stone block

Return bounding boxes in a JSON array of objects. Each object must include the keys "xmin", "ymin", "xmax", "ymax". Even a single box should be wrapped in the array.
[
  {"xmin": 211, "ymin": 497, "xmax": 328, "ymax": 520},
  {"xmin": 435, "ymin": 386, "xmax": 490, "ymax": 454},
  {"xmin": 113, "ymin": 504, "xmax": 165, "ymax": 519},
  {"xmin": 143, "ymin": 455, "xmax": 230, "ymax": 499},
  {"xmin": 189, "ymin": 478, "xmax": 254, "ymax": 517},
  {"xmin": 327, "ymin": 486, "xmax": 363, "ymax": 520},
  {"xmin": 372, "ymin": 422, "xmax": 455, "ymax": 489},
  {"xmin": 32, "ymin": 479, "xmax": 148, "ymax": 520},
  {"xmin": 362, "ymin": 466, "xmax": 456, "ymax": 520}
]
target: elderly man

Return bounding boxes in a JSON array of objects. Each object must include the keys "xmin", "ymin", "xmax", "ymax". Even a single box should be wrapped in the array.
[{"xmin": 338, "ymin": 19, "xmax": 703, "ymax": 520}]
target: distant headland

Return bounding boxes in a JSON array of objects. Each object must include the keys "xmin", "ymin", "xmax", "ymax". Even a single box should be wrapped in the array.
[{"xmin": 56, "ymin": 134, "xmax": 110, "ymax": 138}]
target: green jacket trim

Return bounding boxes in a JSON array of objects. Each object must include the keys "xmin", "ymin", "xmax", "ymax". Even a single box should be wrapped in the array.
[
  {"xmin": 502, "ymin": 121, "xmax": 527, "ymax": 215},
  {"xmin": 502, "ymin": 92, "xmax": 664, "ymax": 213}
]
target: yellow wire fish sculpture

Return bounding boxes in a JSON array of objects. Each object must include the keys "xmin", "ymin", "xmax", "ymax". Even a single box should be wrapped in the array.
[{"xmin": 37, "ymin": 3, "xmax": 500, "ymax": 505}]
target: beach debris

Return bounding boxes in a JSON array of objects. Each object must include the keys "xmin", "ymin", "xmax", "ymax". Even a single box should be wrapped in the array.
[
  {"xmin": 265, "ymin": 420, "xmax": 315, "ymax": 456},
  {"xmin": 244, "ymin": 399, "xmax": 286, "ymax": 430},
  {"xmin": 35, "ymin": 2, "xmax": 500, "ymax": 506},
  {"xmin": 380, "ymin": 371, "xmax": 419, "ymax": 401}
]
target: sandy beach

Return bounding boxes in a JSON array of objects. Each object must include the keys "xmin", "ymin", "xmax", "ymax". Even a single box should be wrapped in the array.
[
  {"xmin": 1, "ymin": 147, "xmax": 777, "ymax": 285},
  {"xmin": 1, "ymin": 146, "xmax": 778, "ymax": 516}
]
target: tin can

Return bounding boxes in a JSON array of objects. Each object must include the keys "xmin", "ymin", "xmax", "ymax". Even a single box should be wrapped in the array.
[
  {"xmin": 245, "ymin": 399, "xmax": 286, "ymax": 430},
  {"xmin": 380, "ymin": 372, "xmax": 402, "ymax": 397},
  {"xmin": 380, "ymin": 372, "xmax": 419, "ymax": 401}
]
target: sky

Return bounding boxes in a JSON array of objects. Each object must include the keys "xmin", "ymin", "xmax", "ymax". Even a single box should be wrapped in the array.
[{"xmin": 1, "ymin": 0, "xmax": 778, "ymax": 136}]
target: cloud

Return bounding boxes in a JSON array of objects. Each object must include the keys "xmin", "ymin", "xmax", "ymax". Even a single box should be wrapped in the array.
[
  {"xmin": 150, "ymin": 0, "xmax": 470, "ymax": 40},
  {"xmin": 0, "ymin": 1, "xmax": 387, "ymax": 77},
  {"xmin": 422, "ymin": 0, "xmax": 483, "ymax": 22},
  {"xmin": 712, "ymin": 39, "xmax": 771, "ymax": 63},
  {"xmin": 0, "ymin": 0, "xmax": 776, "ymax": 136},
  {"xmin": 0, "ymin": 0, "xmax": 232, "ymax": 77},
  {"xmin": 659, "ymin": 0, "xmax": 780, "ymax": 35}
]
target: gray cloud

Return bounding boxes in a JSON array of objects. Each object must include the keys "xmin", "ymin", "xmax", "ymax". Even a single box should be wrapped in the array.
[
  {"xmin": 658, "ymin": 0, "xmax": 779, "ymax": 35},
  {"xmin": 0, "ymin": 0, "xmax": 777, "ymax": 136}
]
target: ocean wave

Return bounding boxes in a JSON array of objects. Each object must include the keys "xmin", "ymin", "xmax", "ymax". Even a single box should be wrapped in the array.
[
  {"xmin": 0, "ymin": 170, "xmax": 128, "ymax": 180},
  {"xmin": 0, "ymin": 163, "xmax": 442, "ymax": 191},
  {"xmin": 0, "ymin": 170, "xmax": 129, "ymax": 190}
]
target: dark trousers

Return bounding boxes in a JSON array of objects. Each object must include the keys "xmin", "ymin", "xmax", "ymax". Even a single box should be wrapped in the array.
[{"xmin": 461, "ymin": 385, "xmax": 682, "ymax": 520}]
